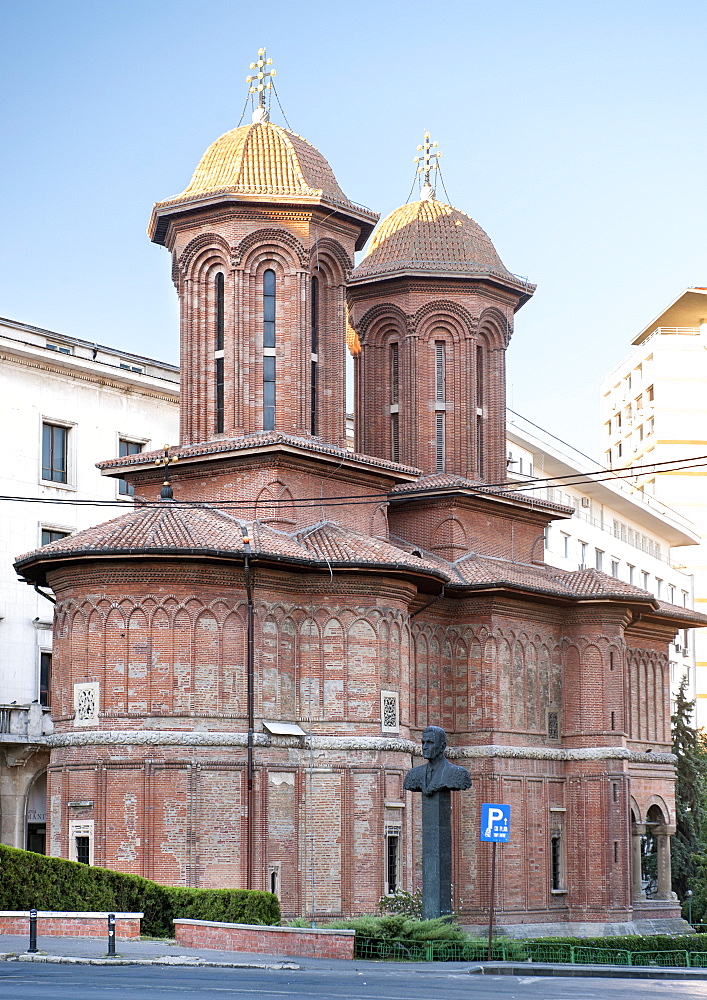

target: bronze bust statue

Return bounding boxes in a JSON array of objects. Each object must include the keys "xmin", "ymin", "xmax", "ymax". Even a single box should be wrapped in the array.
[{"xmin": 403, "ymin": 725, "xmax": 472, "ymax": 795}]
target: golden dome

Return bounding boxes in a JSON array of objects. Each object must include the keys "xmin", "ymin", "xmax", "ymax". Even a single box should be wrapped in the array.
[
  {"xmin": 149, "ymin": 120, "xmax": 377, "ymax": 246},
  {"xmin": 352, "ymin": 198, "xmax": 513, "ymax": 282}
]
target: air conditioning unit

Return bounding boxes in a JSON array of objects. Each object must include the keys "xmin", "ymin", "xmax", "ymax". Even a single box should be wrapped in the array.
[
  {"xmin": 581, "ymin": 498, "xmax": 591, "ymax": 508},
  {"xmin": 683, "ymin": 647, "xmax": 690, "ymax": 657},
  {"xmin": 674, "ymin": 643, "xmax": 682, "ymax": 653}
]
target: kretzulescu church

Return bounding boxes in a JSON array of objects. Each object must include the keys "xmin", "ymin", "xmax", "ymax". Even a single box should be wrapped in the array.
[{"xmin": 16, "ymin": 53, "xmax": 705, "ymax": 935}]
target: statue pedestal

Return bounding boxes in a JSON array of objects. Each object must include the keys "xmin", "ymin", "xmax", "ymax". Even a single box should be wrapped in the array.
[{"xmin": 421, "ymin": 789, "xmax": 451, "ymax": 919}]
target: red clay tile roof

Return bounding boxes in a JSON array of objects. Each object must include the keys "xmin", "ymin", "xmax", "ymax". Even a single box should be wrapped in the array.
[
  {"xmin": 98, "ymin": 432, "xmax": 420, "ymax": 478},
  {"xmin": 14, "ymin": 506, "xmax": 443, "ymax": 585},
  {"xmin": 352, "ymin": 199, "xmax": 531, "ymax": 290},
  {"xmin": 16, "ymin": 505, "xmax": 707, "ymax": 626},
  {"xmin": 389, "ymin": 473, "xmax": 573, "ymax": 515}
]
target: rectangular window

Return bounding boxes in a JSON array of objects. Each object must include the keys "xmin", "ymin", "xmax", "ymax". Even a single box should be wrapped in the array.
[
  {"xmin": 41, "ymin": 528, "xmax": 69, "ymax": 546},
  {"xmin": 381, "ymin": 690, "xmax": 400, "ymax": 733},
  {"xmin": 656, "ymin": 578, "xmax": 662, "ymax": 598},
  {"xmin": 561, "ymin": 533, "xmax": 570, "ymax": 559},
  {"xmin": 385, "ymin": 825, "xmax": 402, "ymax": 895},
  {"xmin": 263, "ymin": 355, "xmax": 276, "ymax": 431},
  {"xmin": 549, "ymin": 809, "xmax": 566, "ymax": 891},
  {"xmin": 434, "ymin": 341, "xmax": 446, "ymax": 401},
  {"xmin": 118, "ymin": 439, "xmax": 143, "ymax": 496},
  {"xmin": 646, "ymin": 384, "xmax": 654, "ymax": 402},
  {"xmin": 45, "ymin": 342, "xmax": 71, "ymax": 355},
  {"xmin": 547, "ymin": 710, "xmax": 560, "ymax": 741},
  {"xmin": 435, "ymin": 412, "xmax": 445, "ymax": 472},
  {"xmin": 42, "ymin": 423, "xmax": 68, "ymax": 483},
  {"xmin": 390, "ymin": 343, "xmax": 399, "ymax": 403},
  {"xmin": 39, "ymin": 651, "xmax": 52, "ymax": 707},
  {"xmin": 627, "ymin": 564, "xmax": 635, "ymax": 584},
  {"xmin": 595, "ymin": 548, "xmax": 603, "ymax": 571},
  {"xmin": 69, "ymin": 820, "xmax": 94, "ymax": 866},
  {"xmin": 390, "ymin": 412, "xmax": 399, "ymax": 463},
  {"xmin": 642, "ymin": 571, "xmax": 649, "ymax": 589},
  {"xmin": 611, "ymin": 560, "xmax": 619, "ymax": 578},
  {"xmin": 579, "ymin": 541, "xmax": 587, "ymax": 568},
  {"xmin": 550, "ymin": 823, "xmax": 565, "ymax": 891}
]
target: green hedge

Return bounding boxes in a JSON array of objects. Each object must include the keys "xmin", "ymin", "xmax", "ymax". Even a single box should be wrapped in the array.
[
  {"xmin": 529, "ymin": 933, "xmax": 707, "ymax": 956},
  {"xmin": 0, "ymin": 845, "xmax": 279, "ymax": 937}
]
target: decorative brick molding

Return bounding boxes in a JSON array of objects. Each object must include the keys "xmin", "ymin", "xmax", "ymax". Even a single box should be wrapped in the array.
[
  {"xmin": 46, "ymin": 730, "xmax": 676, "ymax": 763},
  {"xmin": 0, "ymin": 911, "xmax": 142, "ymax": 939},
  {"xmin": 174, "ymin": 919, "xmax": 355, "ymax": 960}
]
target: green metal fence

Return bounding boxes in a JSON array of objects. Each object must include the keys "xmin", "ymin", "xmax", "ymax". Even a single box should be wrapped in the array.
[{"xmin": 354, "ymin": 936, "xmax": 707, "ymax": 967}]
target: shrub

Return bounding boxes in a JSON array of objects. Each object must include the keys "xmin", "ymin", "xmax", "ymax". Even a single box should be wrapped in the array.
[
  {"xmin": 0, "ymin": 845, "xmax": 280, "ymax": 937},
  {"xmin": 378, "ymin": 890, "xmax": 422, "ymax": 919}
]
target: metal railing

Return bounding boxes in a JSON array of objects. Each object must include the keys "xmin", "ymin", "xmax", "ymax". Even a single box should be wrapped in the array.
[{"xmin": 354, "ymin": 936, "xmax": 707, "ymax": 967}]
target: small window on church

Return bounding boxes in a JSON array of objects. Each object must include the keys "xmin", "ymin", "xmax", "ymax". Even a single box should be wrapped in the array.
[
  {"xmin": 434, "ymin": 341, "xmax": 446, "ymax": 401},
  {"xmin": 390, "ymin": 343, "xmax": 399, "ymax": 404},
  {"xmin": 381, "ymin": 691, "xmax": 399, "ymax": 733},
  {"xmin": 385, "ymin": 824, "xmax": 402, "ymax": 895},
  {"xmin": 547, "ymin": 710, "xmax": 560, "ymax": 741},
  {"xmin": 435, "ymin": 413, "xmax": 445, "ymax": 472}
]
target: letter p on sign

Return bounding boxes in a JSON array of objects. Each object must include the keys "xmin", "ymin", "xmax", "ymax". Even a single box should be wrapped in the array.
[{"xmin": 480, "ymin": 803, "xmax": 511, "ymax": 842}]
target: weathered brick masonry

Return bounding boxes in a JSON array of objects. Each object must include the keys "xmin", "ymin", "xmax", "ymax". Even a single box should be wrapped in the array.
[{"xmin": 15, "ymin": 100, "xmax": 706, "ymax": 933}]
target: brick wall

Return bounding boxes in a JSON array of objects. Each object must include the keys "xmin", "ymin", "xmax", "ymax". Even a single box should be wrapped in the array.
[
  {"xmin": 0, "ymin": 911, "xmax": 141, "ymax": 939},
  {"xmin": 173, "ymin": 919, "xmax": 355, "ymax": 959}
]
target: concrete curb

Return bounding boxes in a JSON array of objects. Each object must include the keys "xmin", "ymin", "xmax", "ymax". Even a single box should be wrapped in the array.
[
  {"xmin": 0, "ymin": 952, "xmax": 299, "ymax": 970},
  {"xmin": 473, "ymin": 962, "xmax": 707, "ymax": 981}
]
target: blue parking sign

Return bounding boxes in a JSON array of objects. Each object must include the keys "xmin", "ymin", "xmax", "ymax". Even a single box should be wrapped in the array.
[{"xmin": 480, "ymin": 803, "xmax": 510, "ymax": 842}]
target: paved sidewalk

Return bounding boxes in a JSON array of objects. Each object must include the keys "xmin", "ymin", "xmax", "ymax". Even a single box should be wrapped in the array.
[{"xmin": 1, "ymin": 933, "xmax": 707, "ymax": 980}]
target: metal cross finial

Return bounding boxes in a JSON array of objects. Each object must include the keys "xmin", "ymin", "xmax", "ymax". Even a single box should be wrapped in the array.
[
  {"xmin": 246, "ymin": 47, "xmax": 276, "ymax": 109},
  {"xmin": 414, "ymin": 132, "xmax": 441, "ymax": 187},
  {"xmin": 154, "ymin": 444, "xmax": 178, "ymax": 500}
]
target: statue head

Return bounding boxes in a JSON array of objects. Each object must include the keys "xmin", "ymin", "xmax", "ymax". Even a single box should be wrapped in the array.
[{"xmin": 421, "ymin": 725, "xmax": 447, "ymax": 761}]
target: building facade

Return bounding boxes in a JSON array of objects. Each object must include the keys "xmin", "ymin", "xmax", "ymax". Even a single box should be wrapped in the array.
[
  {"xmin": 14, "ymin": 76, "xmax": 705, "ymax": 933},
  {"xmin": 0, "ymin": 316, "xmax": 178, "ymax": 852},
  {"xmin": 600, "ymin": 289, "xmax": 707, "ymax": 725}
]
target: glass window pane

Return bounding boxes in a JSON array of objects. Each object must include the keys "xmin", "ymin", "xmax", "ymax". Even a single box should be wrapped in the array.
[
  {"xmin": 263, "ymin": 269, "xmax": 276, "ymax": 296},
  {"xmin": 263, "ymin": 356, "xmax": 276, "ymax": 380},
  {"xmin": 263, "ymin": 322, "xmax": 276, "ymax": 348}
]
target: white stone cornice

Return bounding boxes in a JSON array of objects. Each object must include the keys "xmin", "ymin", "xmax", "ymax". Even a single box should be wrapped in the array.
[{"xmin": 47, "ymin": 730, "xmax": 676, "ymax": 764}]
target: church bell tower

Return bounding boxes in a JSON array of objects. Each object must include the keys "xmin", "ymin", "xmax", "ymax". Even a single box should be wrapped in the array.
[{"xmin": 148, "ymin": 49, "xmax": 377, "ymax": 451}]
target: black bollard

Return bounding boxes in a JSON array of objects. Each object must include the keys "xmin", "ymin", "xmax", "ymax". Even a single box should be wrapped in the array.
[
  {"xmin": 28, "ymin": 908, "xmax": 38, "ymax": 953},
  {"xmin": 107, "ymin": 913, "xmax": 116, "ymax": 957}
]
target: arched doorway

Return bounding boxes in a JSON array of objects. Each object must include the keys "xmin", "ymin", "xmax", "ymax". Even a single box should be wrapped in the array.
[{"xmin": 25, "ymin": 771, "xmax": 46, "ymax": 854}]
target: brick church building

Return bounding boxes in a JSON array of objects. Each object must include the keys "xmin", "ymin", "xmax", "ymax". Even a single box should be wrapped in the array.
[{"xmin": 16, "ymin": 57, "xmax": 704, "ymax": 933}]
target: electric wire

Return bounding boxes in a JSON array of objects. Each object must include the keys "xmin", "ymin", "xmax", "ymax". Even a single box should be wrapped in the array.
[{"xmin": 6, "ymin": 452, "xmax": 707, "ymax": 511}]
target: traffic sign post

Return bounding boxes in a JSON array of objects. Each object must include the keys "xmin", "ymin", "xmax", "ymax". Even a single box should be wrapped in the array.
[{"xmin": 480, "ymin": 804, "xmax": 510, "ymax": 959}]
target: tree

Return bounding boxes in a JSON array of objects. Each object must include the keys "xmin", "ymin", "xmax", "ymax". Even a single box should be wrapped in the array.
[{"xmin": 671, "ymin": 675, "xmax": 707, "ymax": 911}]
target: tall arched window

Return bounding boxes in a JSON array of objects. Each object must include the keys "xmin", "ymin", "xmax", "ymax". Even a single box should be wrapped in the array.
[
  {"xmin": 263, "ymin": 269, "xmax": 276, "ymax": 431},
  {"xmin": 389, "ymin": 342, "xmax": 399, "ymax": 462},
  {"xmin": 476, "ymin": 343, "xmax": 484, "ymax": 478},
  {"xmin": 310, "ymin": 275, "xmax": 319, "ymax": 435},
  {"xmin": 215, "ymin": 272, "xmax": 224, "ymax": 433},
  {"xmin": 434, "ymin": 340, "xmax": 446, "ymax": 472}
]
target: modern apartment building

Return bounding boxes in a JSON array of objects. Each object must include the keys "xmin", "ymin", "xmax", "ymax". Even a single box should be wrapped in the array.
[
  {"xmin": 507, "ymin": 409, "xmax": 699, "ymax": 711},
  {"xmin": 599, "ymin": 288, "xmax": 707, "ymax": 724},
  {"xmin": 0, "ymin": 315, "xmax": 179, "ymax": 850}
]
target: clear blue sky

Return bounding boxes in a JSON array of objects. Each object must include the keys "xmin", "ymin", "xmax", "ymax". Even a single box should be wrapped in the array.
[{"xmin": 2, "ymin": 0, "xmax": 705, "ymax": 456}]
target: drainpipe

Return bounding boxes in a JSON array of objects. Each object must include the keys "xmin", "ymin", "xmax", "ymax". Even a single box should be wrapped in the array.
[{"xmin": 241, "ymin": 526, "xmax": 255, "ymax": 890}]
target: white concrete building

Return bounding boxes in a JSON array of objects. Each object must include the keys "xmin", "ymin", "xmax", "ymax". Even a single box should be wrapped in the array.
[
  {"xmin": 0, "ymin": 315, "xmax": 179, "ymax": 850},
  {"xmin": 507, "ymin": 409, "xmax": 699, "ymax": 712},
  {"xmin": 599, "ymin": 288, "xmax": 707, "ymax": 725}
]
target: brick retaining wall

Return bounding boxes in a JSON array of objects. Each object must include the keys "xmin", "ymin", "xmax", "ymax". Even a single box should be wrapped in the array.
[
  {"xmin": 0, "ymin": 911, "xmax": 142, "ymax": 939},
  {"xmin": 174, "ymin": 919, "xmax": 356, "ymax": 959}
]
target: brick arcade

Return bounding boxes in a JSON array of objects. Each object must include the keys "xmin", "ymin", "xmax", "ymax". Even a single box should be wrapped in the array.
[{"xmin": 15, "ymin": 60, "xmax": 704, "ymax": 934}]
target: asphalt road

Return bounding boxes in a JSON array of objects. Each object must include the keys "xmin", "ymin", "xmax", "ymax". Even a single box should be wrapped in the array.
[{"xmin": 1, "ymin": 965, "xmax": 707, "ymax": 1000}]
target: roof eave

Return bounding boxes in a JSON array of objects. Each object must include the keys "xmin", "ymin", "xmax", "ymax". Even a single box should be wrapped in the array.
[
  {"xmin": 348, "ymin": 266, "xmax": 535, "ymax": 307},
  {"xmin": 149, "ymin": 192, "xmax": 378, "ymax": 248}
]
